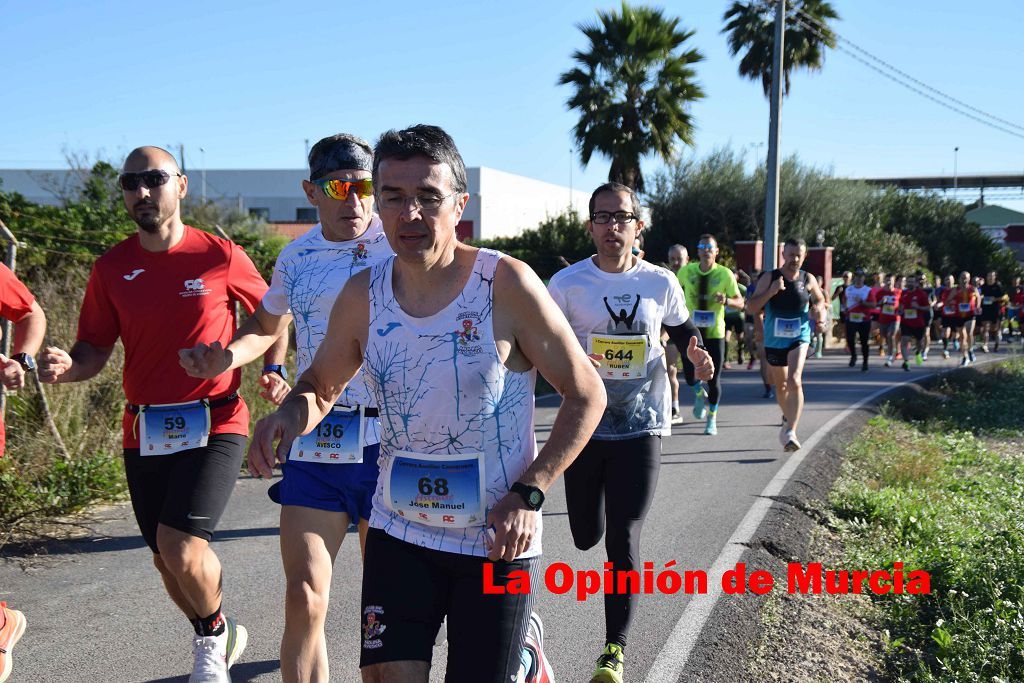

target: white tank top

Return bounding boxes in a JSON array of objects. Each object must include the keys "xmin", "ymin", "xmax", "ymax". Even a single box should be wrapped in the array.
[{"xmin": 364, "ymin": 248, "xmax": 541, "ymax": 558}]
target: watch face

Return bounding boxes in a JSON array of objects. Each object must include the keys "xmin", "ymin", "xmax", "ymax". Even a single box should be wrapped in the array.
[{"xmin": 529, "ymin": 491, "xmax": 542, "ymax": 506}]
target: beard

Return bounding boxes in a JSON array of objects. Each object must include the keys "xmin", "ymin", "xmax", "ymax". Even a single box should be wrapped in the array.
[{"xmin": 132, "ymin": 204, "xmax": 162, "ymax": 232}]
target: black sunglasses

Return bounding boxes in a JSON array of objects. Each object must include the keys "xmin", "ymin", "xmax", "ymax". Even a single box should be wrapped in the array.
[{"xmin": 118, "ymin": 169, "xmax": 183, "ymax": 192}]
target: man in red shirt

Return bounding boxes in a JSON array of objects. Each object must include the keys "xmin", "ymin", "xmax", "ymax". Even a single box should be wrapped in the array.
[
  {"xmin": 0, "ymin": 263, "xmax": 45, "ymax": 683},
  {"xmin": 876, "ymin": 274, "xmax": 902, "ymax": 366},
  {"xmin": 899, "ymin": 273, "xmax": 932, "ymax": 371},
  {"xmin": 39, "ymin": 146, "xmax": 286, "ymax": 682}
]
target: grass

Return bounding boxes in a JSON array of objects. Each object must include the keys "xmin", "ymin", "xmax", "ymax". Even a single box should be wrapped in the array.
[{"xmin": 830, "ymin": 357, "xmax": 1024, "ymax": 681}]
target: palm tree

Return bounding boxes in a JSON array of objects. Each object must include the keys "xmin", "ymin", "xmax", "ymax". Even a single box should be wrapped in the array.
[
  {"xmin": 722, "ymin": 0, "xmax": 839, "ymax": 97},
  {"xmin": 558, "ymin": 2, "xmax": 704, "ymax": 193}
]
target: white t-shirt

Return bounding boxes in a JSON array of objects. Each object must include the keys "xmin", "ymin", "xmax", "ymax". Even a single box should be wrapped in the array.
[
  {"xmin": 263, "ymin": 217, "xmax": 393, "ymax": 444},
  {"xmin": 548, "ymin": 257, "xmax": 689, "ymax": 440},
  {"xmin": 844, "ymin": 284, "xmax": 873, "ymax": 312}
]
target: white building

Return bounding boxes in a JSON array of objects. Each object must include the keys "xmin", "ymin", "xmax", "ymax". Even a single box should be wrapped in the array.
[{"xmin": 0, "ymin": 166, "xmax": 594, "ymax": 242}]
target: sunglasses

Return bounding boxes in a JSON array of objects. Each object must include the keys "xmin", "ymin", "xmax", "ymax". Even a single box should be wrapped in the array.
[
  {"xmin": 312, "ymin": 178, "xmax": 374, "ymax": 201},
  {"xmin": 696, "ymin": 242, "xmax": 716, "ymax": 251},
  {"xmin": 118, "ymin": 169, "xmax": 182, "ymax": 191}
]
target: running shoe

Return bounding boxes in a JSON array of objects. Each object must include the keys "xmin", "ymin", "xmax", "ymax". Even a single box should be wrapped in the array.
[
  {"xmin": 922, "ymin": 350, "xmax": 929, "ymax": 361},
  {"xmin": 590, "ymin": 643, "xmax": 624, "ymax": 683},
  {"xmin": 915, "ymin": 352, "xmax": 923, "ymax": 365},
  {"xmin": 884, "ymin": 356, "xmax": 893, "ymax": 367},
  {"xmin": 747, "ymin": 359, "xmax": 756, "ymax": 370},
  {"xmin": 783, "ymin": 430, "xmax": 802, "ymax": 452},
  {"xmin": 189, "ymin": 616, "xmax": 247, "ymax": 683},
  {"xmin": 902, "ymin": 361, "xmax": 910, "ymax": 372},
  {"xmin": 942, "ymin": 349, "xmax": 950, "ymax": 360},
  {"xmin": 778, "ymin": 425, "xmax": 789, "ymax": 448},
  {"xmin": 723, "ymin": 362, "xmax": 733, "ymax": 370},
  {"xmin": 670, "ymin": 408, "xmax": 684, "ymax": 426},
  {"xmin": 704, "ymin": 413, "xmax": 718, "ymax": 436},
  {"xmin": 692, "ymin": 388, "xmax": 707, "ymax": 420},
  {"xmin": 954, "ymin": 340, "xmax": 961, "ymax": 351},
  {"xmin": 763, "ymin": 386, "xmax": 774, "ymax": 399},
  {"xmin": 814, "ymin": 349, "xmax": 823, "ymax": 359},
  {"xmin": 861, "ymin": 360, "xmax": 869, "ymax": 372},
  {"xmin": 524, "ymin": 612, "xmax": 555, "ymax": 683},
  {"xmin": 981, "ymin": 344, "xmax": 990, "ymax": 353},
  {"xmin": 0, "ymin": 602, "xmax": 27, "ymax": 683},
  {"xmin": 849, "ymin": 356, "xmax": 857, "ymax": 368},
  {"xmin": 960, "ymin": 357, "xmax": 968, "ymax": 367},
  {"xmin": 968, "ymin": 349, "xmax": 976, "ymax": 363}
]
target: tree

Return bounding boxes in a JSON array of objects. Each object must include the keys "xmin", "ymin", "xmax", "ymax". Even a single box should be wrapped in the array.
[
  {"xmin": 471, "ymin": 210, "xmax": 593, "ymax": 280},
  {"xmin": 722, "ymin": 0, "xmax": 839, "ymax": 97},
  {"xmin": 558, "ymin": 2, "xmax": 704, "ymax": 193}
]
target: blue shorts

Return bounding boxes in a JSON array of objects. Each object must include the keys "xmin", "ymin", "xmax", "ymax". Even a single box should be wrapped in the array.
[{"xmin": 272, "ymin": 443, "xmax": 380, "ymax": 521}]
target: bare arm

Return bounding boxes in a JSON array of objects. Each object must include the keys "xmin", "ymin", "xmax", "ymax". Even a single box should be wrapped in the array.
[
  {"xmin": 12, "ymin": 300, "xmax": 46, "ymax": 357},
  {"xmin": 247, "ymin": 270, "xmax": 369, "ymax": 477},
  {"xmin": 805, "ymin": 274, "xmax": 830, "ymax": 330},
  {"xmin": 38, "ymin": 339, "xmax": 115, "ymax": 384},
  {"xmin": 179, "ymin": 303, "xmax": 292, "ymax": 378},
  {"xmin": 745, "ymin": 272, "xmax": 777, "ymax": 315}
]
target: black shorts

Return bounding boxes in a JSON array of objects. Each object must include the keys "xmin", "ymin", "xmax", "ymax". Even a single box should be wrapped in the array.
[
  {"xmin": 946, "ymin": 317, "xmax": 966, "ymax": 329},
  {"xmin": 724, "ymin": 312, "xmax": 744, "ymax": 335},
  {"xmin": 359, "ymin": 527, "xmax": 535, "ymax": 682},
  {"xmin": 123, "ymin": 433, "xmax": 246, "ymax": 553},
  {"xmin": 900, "ymin": 324, "xmax": 925, "ymax": 341},
  {"xmin": 765, "ymin": 341, "xmax": 807, "ymax": 367},
  {"xmin": 979, "ymin": 309, "xmax": 1001, "ymax": 323}
]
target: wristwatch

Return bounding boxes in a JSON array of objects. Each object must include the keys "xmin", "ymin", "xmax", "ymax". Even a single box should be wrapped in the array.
[
  {"xmin": 12, "ymin": 353, "xmax": 36, "ymax": 373},
  {"xmin": 510, "ymin": 482, "xmax": 545, "ymax": 511},
  {"xmin": 262, "ymin": 364, "xmax": 287, "ymax": 380}
]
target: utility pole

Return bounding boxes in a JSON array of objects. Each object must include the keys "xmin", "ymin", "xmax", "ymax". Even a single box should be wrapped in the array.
[
  {"xmin": 179, "ymin": 143, "xmax": 186, "ymax": 173},
  {"xmin": 953, "ymin": 146, "xmax": 959, "ymax": 199},
  {"xmin": 200, "ymin": 147, "xmax": 207, "ymax": 203},
  {"xmin": 762, "ymin": 0, "xmax": 786, "ymax": 271}
]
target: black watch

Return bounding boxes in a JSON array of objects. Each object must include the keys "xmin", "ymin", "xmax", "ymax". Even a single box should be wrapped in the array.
[
  {"xmin": 12, "ymin": 353, "xmax": 36, "ymax": 373},
  {"xmin": 262, "ymin": 364, "xmax": 287, "ymax": 380},
  {"xmin": 510, "ymin": 482, "xmax": 544, "ymax": 511}
]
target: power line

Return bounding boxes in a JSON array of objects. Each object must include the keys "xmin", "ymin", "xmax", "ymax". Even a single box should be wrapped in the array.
[{"xmin": 791, "ymin": 9, "xmax": 1024, "ymax": 141}]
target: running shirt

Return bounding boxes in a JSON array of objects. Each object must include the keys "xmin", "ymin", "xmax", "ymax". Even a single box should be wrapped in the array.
[
  {"xmin": 364, "ymin": 249, "xmax": 539, "ymax": 558},
  {"xmin": 979, "ymin": 283, "xmax": 1005, "ymax": 317},
  {"xmin": 900, "ymin": 288, "xmax": 930, "ymax": 328},
  {"xmin": 77, "ymin": 227, "xmax": 268, "ymax": 447},
  {"xmin": 676, "ymin": 262, "xmax": 739, "ymax": 340},
  {"xmin": 0, "ymin": 263, "xmax": 36, "ymax": 458},
  {"xmin": 948, "ymin": 286, "xmax": 978, "ymax": 318},
  {"xmin": 877, "ymin": 287, "xmax": 902, "ymax": 325},
  {"xmin": 1012, "ymin": 289, "xmax": 1024, "ymax": 319},
  {"xmin": 263, "ymin": 219, "xmax": 393, "ymax": 446},
  {"xmin": 843, "ymin": 284, "xmax": 873, "ymax": 324},
  {"xmin": 549, "ymin": 257, "xmax": 689, "ymax": 440},
  {"xmin": 763, "ymin": 268, "xmax": 812, "ymax": 348}
]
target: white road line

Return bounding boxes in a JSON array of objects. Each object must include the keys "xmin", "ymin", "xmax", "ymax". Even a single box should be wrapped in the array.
[{"xmin": 645, "ymin": 357, "xmax": 1002, "ymax": 682}]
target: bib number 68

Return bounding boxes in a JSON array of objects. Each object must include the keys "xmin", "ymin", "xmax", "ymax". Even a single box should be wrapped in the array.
[{"xmin": 418, "ymin": 477, "xmax": 450, "ymax": 496}]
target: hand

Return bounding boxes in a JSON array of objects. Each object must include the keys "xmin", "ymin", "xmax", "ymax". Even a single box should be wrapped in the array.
[
  {"xmin": 0, "ymin": 355, "xmax": 26, "ymax": 391},
  {"xmin": 178, "ymin": 341, "xmax": 232, "ymax": 379},
  {"xmin": 714, "ymin": 292, "xmax": 727, "ymax": 304},
  {"xmin": 587, "ymin": 353, "xmax": 603, "ymax": 369},
  {"xmin": 38, "ymin": 346, "xmax": 72, "ymax": 384},
  {"xmin": 248, "ymin": 406, "xmax": 301, "ymax": 479},
  {"xmin": 685, "ymin": 336, "xmax": 714, "ymax": 381},
  {"xmin": 770, "ymin": 276, "xmax": 786, "ymax": 295},
  {"xmin": 259, "ymin": 372, "xmax": 291, "ymax": 405},
  {"xmin": 485, "ymin": 491, "xmax": 538, "ymax": 562}
]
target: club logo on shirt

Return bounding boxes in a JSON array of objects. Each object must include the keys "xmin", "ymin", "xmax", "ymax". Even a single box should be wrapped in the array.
[
  {"xmin": 455, "ymin": 312, "xmax": 483, "ymax": 355},
  {"xmin": 353, "ymin": 243, "xmax": 369, "ymax": 261},
  {"xmin": 123, "ymin": 268, "xmax": 145, "ymax": 281},
  {"xmin": 180, "ymin": 278, "xmax": 212, "ymax": 298},
  {"xmin": 362, "ymin": 606, "xmax": 386, "ymax": 649}
]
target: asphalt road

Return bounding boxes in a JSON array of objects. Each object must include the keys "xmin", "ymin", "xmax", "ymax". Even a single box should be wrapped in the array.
[{"xmin": 0, "ymin": 348, "xmax": 992, "ymax": 682}]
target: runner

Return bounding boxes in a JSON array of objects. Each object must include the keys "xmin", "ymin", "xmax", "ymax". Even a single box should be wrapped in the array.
[
  {"xmin": 898, "ymin": 273, "xmax": 931, "ymax": 370},
  {"xmin": 937, "ymin": 274, "xmax": 956, "ymax": 359},
  {"xmin": 676, "ymin": 234, "xmax": 743, "ymax": 435},
  {"xmin": 665, "ymin": 244, "xmax": 689, "ymax": 423},
  {"xmin": 724, "ymin": 270, "xmax": 748, "ymax": 369},
  {"xmin": 869, "ymin": 272, "xmax": 885, "ymax": 357},
  {"xmin": 877, "ymin": 274, "xmax": 902, "ymax": 367},
  {"xmin": 179, "ymin": 134, "xmax": 395, "ymax": 683},
  {"xmin": 842, "ymin": 268, "xmax": 874, "ymax": 372},
  {"xmin": 945, "ymin": 271, "xmax": 980, "ymax": 365},
  {"xmin": 38, "ymin": 146, "xmax": 284, "ymax": 682},
  {"xmin": 548, "ymin": 182, "xmax": 712, "ymax": 682},
  {"xmin": 249, "ymin": 125, "xmax": 606, "ymax": 683},
  {"xmin": 978, "ymin": 270, "xmax": 1007, "ymax": 353},
  {"xmin": 831, "ymin": 270, "xmax": 852, "ymax": 349},
  {"xmin": 1011, "ymin": 277, "xmax": 1024, "ymax": 342},
  {"xmin": 745, "ymin": 237, "xmax": 829, "ymax": 451},
  {"xmin": 0, "ymin": 263, "xmax": 45, "ymax": 683}
]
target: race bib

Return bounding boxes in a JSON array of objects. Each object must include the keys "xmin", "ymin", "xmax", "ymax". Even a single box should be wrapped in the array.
[
  {"xmin": 943, "ymin": 304, "xmax": 956, "ymax": 316},
  {"xmin": 903, "ymin": 308, "xmax": 918, "ymax": 320},
  {"xmin": 692, "ymin": 309, "xmax": 715, "ymax": 328},
  {"xmin": 588, "ymin": 334, "xmax": 648, "ymax": 380},
  {"xmin": 139, "ymin": 400, "xmax": 210, "ymax": 455},
  {"xmin": 848, "ymin": 312, "xmax": 865, "ymax": 323},
  {"xmin": 982, "ymin": 296, "xmax": 994, "ymax": 306},
  {"xmin": 774, "ymin": 317, "xmax": 802, "ymax": 339},
  {"xmin": 959, "ymin": 302, "xmax": 972, "ymax": 313},
  {"xmin": 882, "ymin": 304, "xmax": 896, "ymax": 315},
  {"xmin": 289, "ymin": 406, "xmax": 364, "ymax": 464},
  {"xmin": 383, "ymin": 450, "xmax": 485, "ymax": 528}
]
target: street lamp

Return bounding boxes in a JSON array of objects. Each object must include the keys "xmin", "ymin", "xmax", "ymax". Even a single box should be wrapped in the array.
[
  {"xmin": 199, "ymin": 147, "xmax": 207, "ymax": 204},
  {"xmin": 953, "ymin": 146, "xmax": 959, "ymax": 199}
]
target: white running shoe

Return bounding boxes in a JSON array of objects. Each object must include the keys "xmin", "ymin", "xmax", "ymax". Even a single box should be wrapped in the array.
[
  {"xmin": 523, "ymin": 612, "xmax": 555, "ymax": 683},
  {"xmin": 189, "ymin": 617, "xmax": 247, "ymax": 683},
  {"xmin": 783, "ymin": 430, "xmax": 801, "ymax": 452},
  {"xmin": 778, "ymin": 425, "xmax": 789, "ymax": 447}
]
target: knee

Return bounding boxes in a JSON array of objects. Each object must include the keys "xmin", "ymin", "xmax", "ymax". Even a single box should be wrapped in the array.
[
  {"xmin": 285, "ymin": 577, "xmax": 329, "ymax": 623},
  {"xmin": 155, "ymin": 532, "xmax": 204, "ymax": 577},
  {"xmin": 786, "ymin": 376, "xmax": 802, "ymax": 393}
]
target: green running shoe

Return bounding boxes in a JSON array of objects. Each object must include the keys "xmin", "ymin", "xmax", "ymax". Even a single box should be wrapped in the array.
[{"xmin": 590, "ymin": 643, "xmax": 624, "ymax": 683}]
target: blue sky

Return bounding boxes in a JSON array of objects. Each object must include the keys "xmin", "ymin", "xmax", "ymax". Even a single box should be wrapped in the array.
[{"xmin": 3, "ymin": 0, "xmax": 1023, "ymax": 211}]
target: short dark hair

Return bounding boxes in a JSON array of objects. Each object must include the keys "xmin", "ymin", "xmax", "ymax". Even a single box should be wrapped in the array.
[
  {"xmin": 308, "ymin": 133, "xmax": 373, "ymax": 180},
  {"xmin": 698, "ymin": 233, "xmax": 717, "ymax": 247},
  {"xmin": 784, "ymin": 237, "xmax": 806, "ymax": 250},
  {"xmin": 589, "ymin": 182, "xmax": 640, "ymax": 216},
  {"xmin": 372, "ymin": 124, "xmax": 467, "ymax": 194}
]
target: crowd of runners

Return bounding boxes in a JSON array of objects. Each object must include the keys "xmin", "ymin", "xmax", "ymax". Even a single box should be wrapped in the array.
[{"xmin": 1, "ymin": 126, "xmax": 1021, "ymax": 683}]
